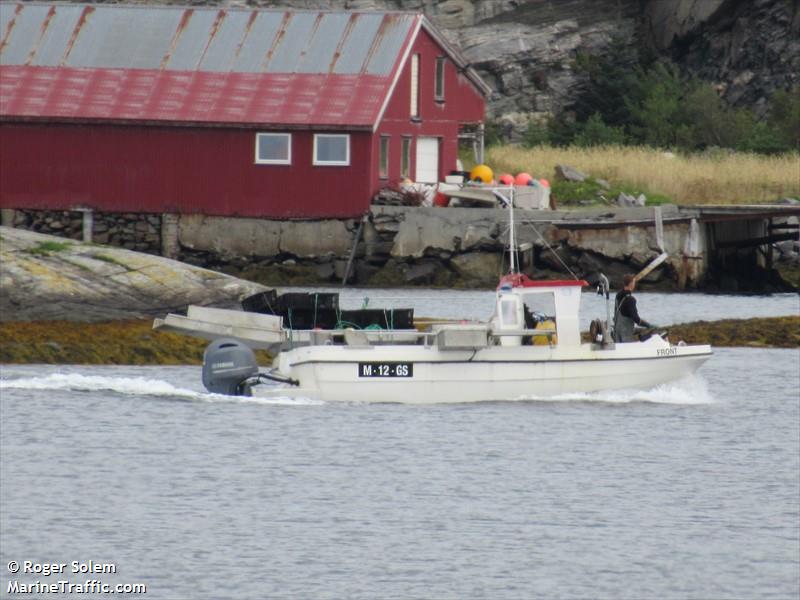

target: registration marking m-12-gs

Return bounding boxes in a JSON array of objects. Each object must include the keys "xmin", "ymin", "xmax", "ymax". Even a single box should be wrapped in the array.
[{"xmin": 358, "ymin": 362, "xmax": 413, "ymax": 378}]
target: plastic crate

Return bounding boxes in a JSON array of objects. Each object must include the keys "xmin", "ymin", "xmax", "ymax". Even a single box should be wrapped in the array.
[
  {"xmin": 241, "ymin": 290, "xmax": 278, "ymax": 314},
  {"xmin": 339, "ymin": 308, "xmax": 413, "ymax": 330},
  {"xmin": 283, "ymin": 308, "xmax": 339, "ymax": 330},
  {"xmin": 277, "ymin": 292, "xmax": 339, "ymax": 313}
]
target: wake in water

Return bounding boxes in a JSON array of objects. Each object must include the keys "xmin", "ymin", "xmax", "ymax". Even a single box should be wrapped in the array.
[
  {"xmin": 515, "ymin": 373, "xmax": 715, "ymax": 405},
  {"xmin": 0, "ymin": 373, "xmax": 323, "ymax": 406},
  {"xmin": 0, "ymin": 371, "xmax": 713, "ymax": 406}
]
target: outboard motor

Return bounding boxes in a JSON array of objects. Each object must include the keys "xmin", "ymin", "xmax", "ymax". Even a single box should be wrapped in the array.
[{"xmin": 202, "ymin": 338, "xmax": 259, "ymax": 396}]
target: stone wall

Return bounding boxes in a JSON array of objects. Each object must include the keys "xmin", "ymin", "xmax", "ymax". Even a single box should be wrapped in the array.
[
  {"xmin": 8, "ymin": 209, "xmax": 162, "ymax": 255},
  {"xmin": 9, "ymin": 209, "xmax": 84, "ymax": 241}
]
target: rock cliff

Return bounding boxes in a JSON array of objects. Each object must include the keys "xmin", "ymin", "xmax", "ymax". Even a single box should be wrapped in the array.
[{"xmin": 643, "ymin": 0, "xmax": 799, "ymax": 113}]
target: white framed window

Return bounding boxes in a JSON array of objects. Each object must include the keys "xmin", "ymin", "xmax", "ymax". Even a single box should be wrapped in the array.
[
  {"xmin": 401, "ymin": 137, "xmax": 411, "ymax": 178},
  {"xmin": 313, "ymin": 134, "xmax": 350, "ymax": 166},
  {"xmin": 435, "ymin": 56, "xmax": 446, "ymax": 102},
  {"xmin": 379, "ymin": 136, "xmax": 390, "ymax": 178},
  {"xmin": 255, "ymin": 133, "xmax": 291, "ymax": 165},
  {"xmin": 410, "ymin": 53, "xmax": 420, "ymax": 119}
]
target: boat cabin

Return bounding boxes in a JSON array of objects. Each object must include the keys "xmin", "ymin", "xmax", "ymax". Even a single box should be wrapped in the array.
[{"xmin": 491, "ymin": 274, "xmax": 587, "ymax": 347}]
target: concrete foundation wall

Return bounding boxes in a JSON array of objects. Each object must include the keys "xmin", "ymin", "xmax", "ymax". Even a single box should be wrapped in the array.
[{"xmin": 178, "ymin": 214, "xmax": 355, "ymax": 259}]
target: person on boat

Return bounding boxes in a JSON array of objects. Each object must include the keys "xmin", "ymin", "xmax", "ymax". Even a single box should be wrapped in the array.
[{"xmin": 613, "ymin": 274, "xmax": 653, "ymax": 342}]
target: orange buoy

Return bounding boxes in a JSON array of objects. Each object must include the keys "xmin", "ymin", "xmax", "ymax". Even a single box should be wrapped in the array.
[
  {"xmin": 539, "ymin": 178, "xmax": 550, "ymax": 188},
  {"xmin": 498, "ymin": 173, "xmax": 514, "ymax": 185}
]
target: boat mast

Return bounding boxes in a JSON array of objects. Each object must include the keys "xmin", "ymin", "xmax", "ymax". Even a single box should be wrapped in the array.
[
  {"xmin": 507, "ymin": 186, "xmax": 517, "ymax": 274},
  {"xmin": 491, "ymin": 186, "xmax": 518, "ymax": 275}
]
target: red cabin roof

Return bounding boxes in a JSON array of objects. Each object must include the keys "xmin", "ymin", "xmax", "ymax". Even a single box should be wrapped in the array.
[{"xmin": 498, "ymin": 273, "xmax": 588, "ymax": 289}]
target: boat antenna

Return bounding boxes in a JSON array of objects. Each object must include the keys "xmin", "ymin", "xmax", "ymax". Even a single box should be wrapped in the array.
[{"xmin": 492, "ymin": 186, "xmax": 518, "ymax": 274}]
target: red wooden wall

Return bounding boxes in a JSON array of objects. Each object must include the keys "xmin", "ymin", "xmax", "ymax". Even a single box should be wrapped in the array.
[
  {"xmin": 0, "ymin": 123, "xmax": 373, "ymax": 218},
  {"xmin": 371, "ymin": 27, "xmax": 486, "ymax": 192}
]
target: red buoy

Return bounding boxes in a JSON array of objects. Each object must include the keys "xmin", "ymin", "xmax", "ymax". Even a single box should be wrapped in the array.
[{"xmin": 514, "ymin": 172, "xmax": 533, "ymax": 186}]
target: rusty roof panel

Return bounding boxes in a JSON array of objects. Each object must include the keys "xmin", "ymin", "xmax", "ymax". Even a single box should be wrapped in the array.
[
  {"xmin": 0, "ymin": 65, "xmax": 392, "ymax": 127},
  {"xmin": 231, "ymin": 11, "xmax": 283, "ymax": 73},
  {"xmin": 0, "ymin": 3, "xmax": 49, "ymax": 65},
  {"xmin": 65, "ymin": 7, "xmax": 180, "ymax": 69},
  {"xmin": 332, "ymin": 13, "xmax": 383, "ymax": 74},
  {"xmin": 165, "ymin": 9, "xmax": 215, "ymax": 71},
  {"xmin": 0, "ymin": 3, "xmax": 418, "ymax": 76},
  {"xmin": 365, "ymin": 14, "xmax": 413, "ymax": 75},
  {"xmin": 197, "ymin": 10, "xmax": 250, "ymax": 72},
  {"xmin": 0, "ymin": 5, "xmax": 15, "ymax": 49},
  {"xmin": 30, "ymin": 5, "xmax": 81, "ymax": 66},
  {"xmin": 295, "ymin": 12, "xmax": 349, "ymax": 74},
  {"xmin": 266, "ymin": 11, "xmax": 317, "ymax": 73}
]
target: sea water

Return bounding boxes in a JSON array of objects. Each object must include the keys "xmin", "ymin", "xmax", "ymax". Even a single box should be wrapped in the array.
[
  {"xmin": 1, "ymin": 292, "xmax": 798, "ymax": 599},
  {"xmin": 286, "ymin": 287, "xmax": 800, "ymax": 328}
]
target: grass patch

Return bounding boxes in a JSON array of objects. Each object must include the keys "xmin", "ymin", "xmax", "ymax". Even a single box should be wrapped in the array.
[
  {"xmin": 25, "ymin": 241, "xmax": 72, "ymax": 257},
  {"xmin": 89, "ymin": 253, "xmax": 132, "ymax": 270},
  {"xmin": 62, "ymin": 258, "xmax": 93, "ymax": 273},
  {"xmin": 550, "ymin": 179, "xmax": 607, "ymax": 205},
  {"xmin": 545, "ymin": 178, "xmax": 674, "ymax": 207},
  {"xmin": 469, "ymin": 145, "xmax": 800, "ymax": 205}
]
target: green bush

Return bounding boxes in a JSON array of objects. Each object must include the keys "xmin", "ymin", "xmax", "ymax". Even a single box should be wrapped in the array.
[
  {"xmin": 522, "ymin": 121, "xmax": 551, "ymax": 148},
  {"xmin": 572, "ymin": 113, "xmax": 627, "ymax": 147},
  {"xmin": 555, "ymin": 38, "xmax": 798, "ymax": 155},
  {"xmin": 767, "ymin": 86, "xmax": 800, "ymax": 149}
]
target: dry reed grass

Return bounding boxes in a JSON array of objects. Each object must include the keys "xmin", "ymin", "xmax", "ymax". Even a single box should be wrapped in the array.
[{"xmin": 485, "ymin": 145, "xmax": 800, "ymax": 204}]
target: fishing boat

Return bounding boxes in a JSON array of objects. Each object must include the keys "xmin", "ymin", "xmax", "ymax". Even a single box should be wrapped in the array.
[{"xmin": 153, "ymin": 188, "xmax": 712, "ymax": 402}]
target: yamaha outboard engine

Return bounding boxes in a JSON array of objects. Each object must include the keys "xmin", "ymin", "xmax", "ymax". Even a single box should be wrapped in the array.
[{"xmin": 202, "ymin": 338, "xmax": 259, "ymax": 396}]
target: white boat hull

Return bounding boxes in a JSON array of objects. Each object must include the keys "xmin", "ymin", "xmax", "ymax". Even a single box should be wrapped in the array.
[{"xmin": 261, "ymin": 337, "xmax": 712, "ymax": 403}]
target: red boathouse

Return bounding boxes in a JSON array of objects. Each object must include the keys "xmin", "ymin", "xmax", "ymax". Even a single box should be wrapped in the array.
[{"xmin": 0, "ymin": 2, "xmax": 489, "ymax": 219}]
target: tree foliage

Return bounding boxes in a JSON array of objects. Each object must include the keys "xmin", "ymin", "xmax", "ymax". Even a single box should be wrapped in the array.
[{"xmin": 521, "ymin": 38, "xmax": 799, "ymax": 154}]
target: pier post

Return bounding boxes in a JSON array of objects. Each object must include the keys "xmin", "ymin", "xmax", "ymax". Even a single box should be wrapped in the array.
[
  {"xmin": 0, "ymin": 208, "xmax": 15, "ymax": 227},
  {"xmin": 161, "ymin": 213, "xmax": 179, "ymax": 259},
  {"xmin": 79, "ymin": 208, "xmax": 93, "ymax": 243}
]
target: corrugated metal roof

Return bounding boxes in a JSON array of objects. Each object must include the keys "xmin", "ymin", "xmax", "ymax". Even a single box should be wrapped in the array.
[
  {"xmin": 0, "ymin": 3, "xmax": 415, "ymax": 75},
  {"xmin": 0, "ymin": 2, "xmax": 425, "ymax": 127}
]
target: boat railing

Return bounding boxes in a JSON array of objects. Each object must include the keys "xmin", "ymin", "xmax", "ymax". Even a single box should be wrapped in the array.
[{"xmin": 297, "ymin": 326, "xmax": 559, "ymax": 349}]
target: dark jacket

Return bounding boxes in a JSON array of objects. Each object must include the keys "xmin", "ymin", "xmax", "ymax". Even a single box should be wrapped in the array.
[{"xmin": 613, "ymin": 289, "xmax": 650, "ymax": 342}]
